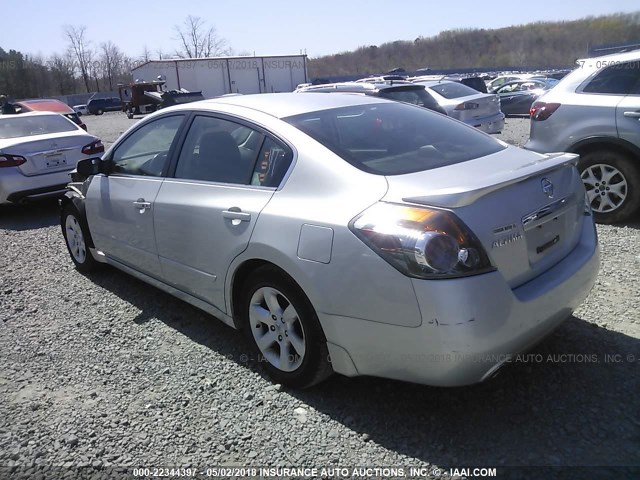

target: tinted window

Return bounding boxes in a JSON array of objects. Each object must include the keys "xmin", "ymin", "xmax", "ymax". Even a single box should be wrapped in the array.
[
  {"xmin": 285, "ymin": 103, "xmax": 505, "ymax": 175},
  {"xmin": 251, "ymin": 138, "xmax": 293, "ymax": 187},
  {"xmin": 427, "ymin": 82, "xmax": 479, "ymax": 99},
  {"xmin": 174, "ymin": 116, "xmax": 263, "ymax": 184},
  {"xmin": 378, "ymin": 87, "xmax": 441, "ymax": 112},
  {"xmin": 111, "ymin": 115, "xmax": 184, "ymax": 176},
  {"xmin": 0, "ymin": 115, "xmax": 77, "ymax": 139},
  {"xmin": 583, "ymin": 62, "xmax": 640, "ymax": 94}
]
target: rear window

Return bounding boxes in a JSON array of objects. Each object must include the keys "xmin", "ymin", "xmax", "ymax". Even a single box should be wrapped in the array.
[
  {"xmin": 378, "ymin": 87, "xmax": 441, "ymax": 112},
  {"xmin": 0, "ymin": 115, "xmax": 78, "ymax": 139},
  {"xmin": 582, "ymin": 61, "xmax": 640, "ymax": 94},
  {"xmin": 284, "ymin": 103, "xmax": 505, "ymax": 175},
  {"xmin": 427, "ymin": 82, "xmax": 479, "ymax": 99}
]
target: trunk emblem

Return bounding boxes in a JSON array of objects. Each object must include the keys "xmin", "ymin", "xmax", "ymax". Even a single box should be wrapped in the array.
[{"xmin": 541, "ymin": 178, "xmax": 554, "ymax": 198}]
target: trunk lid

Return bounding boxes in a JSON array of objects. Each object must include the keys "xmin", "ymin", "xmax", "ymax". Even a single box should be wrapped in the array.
[
  {"xmin": 0, "ymin": 131, "xmax": 96, "ymax": 176},
  {"xmin": 382, "ymin": 147, "xmax": 587, "ymax": 288},
  {"xmin": 453, "ymin": 93, "xmax": 501, "ymax": 123}
]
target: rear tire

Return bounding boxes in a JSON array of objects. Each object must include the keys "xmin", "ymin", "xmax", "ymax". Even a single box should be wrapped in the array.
[
  {"xmin": 239, "ymin": 266, "xmax": 332, "ymax": 388},
  {"xmin": 61, "ymin": 205, "xmax": 97, "ymax": 272},
  {"xmin": 579, "ymin": 150, "xmax": 640, "ymax": 224}
]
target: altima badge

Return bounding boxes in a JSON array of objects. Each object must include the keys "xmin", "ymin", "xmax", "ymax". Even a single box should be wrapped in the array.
[{"xmin": 541, "ymin": 178, "xmax": 554, "ymax": 199}]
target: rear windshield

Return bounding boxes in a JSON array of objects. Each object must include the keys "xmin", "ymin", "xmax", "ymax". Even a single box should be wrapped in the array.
[
  {"xmin": 377, "ymin": 86, "xmax": 440, "ymax": 111},
  {"xmin": 426, "ymin": 82, "xmax": 480, "ymax": 99},
  {"xmin": 284, "ymin": 103, "xmax": 505, "ymax": 175},
  {"xmin": 0, "ymin": 115, "xmax": 78, "ymax": 139}
]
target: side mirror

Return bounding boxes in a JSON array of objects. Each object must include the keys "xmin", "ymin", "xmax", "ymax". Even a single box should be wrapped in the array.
[{"xmin": 72, "ymin": 157, "xmax": 108, "ymax": 181}]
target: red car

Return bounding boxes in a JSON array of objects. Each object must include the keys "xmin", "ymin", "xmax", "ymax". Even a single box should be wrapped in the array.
[{"xmin": 14, "ymin": 99, "xmax": 87, "ymax": 131}]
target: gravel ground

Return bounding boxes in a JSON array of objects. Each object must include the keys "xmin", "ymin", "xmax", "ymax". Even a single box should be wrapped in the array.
[{"xmin": 0, "ymin": 113, "xmax": 639, "ymax": 479}]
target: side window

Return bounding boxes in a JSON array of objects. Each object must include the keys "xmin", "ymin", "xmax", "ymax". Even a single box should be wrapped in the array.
[
  {"xmin": 174, "ymin": 115, "xmax": 263, "ymax": 185},
  {"xmin": 111, "ymin": 115, "xmax": 184, "ymax": 177},
  {"xmin": 583, "ymin": 62, "xmax": 640, "ymax": 94},
  {"xmin": 251, "ymin": 138, "xmax": 293, "ymax": 187}
]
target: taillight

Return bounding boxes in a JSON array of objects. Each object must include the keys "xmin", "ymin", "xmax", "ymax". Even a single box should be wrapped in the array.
[
  {"xmin": 350, "ymin": 203, "xmax": 494, "ymax": 279},
  {"xmin": 530, "ymin": 101, "xmax": 560, "ymax": 120},
  {"xmin": 0, "ymin": 154, "xmax": 27, "ymax": 168},
  {"xmin": 454, "ymin": 102, "xmax": 479, "ymax": 111},
  {"xmin": 82, "ymin": 140, "xmax": 104, "ymax": 155}
]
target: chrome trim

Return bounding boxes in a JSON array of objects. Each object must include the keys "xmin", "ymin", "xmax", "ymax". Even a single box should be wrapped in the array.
[{"xmin": 522, "ymin": 195, "xmax": 574, "ymax": 230}]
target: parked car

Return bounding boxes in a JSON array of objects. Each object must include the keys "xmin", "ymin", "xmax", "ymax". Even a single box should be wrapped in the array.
[
  {"xmin": 413, "ymin": 80, "xmax": 504, "ymax": 133},
  {"xmin": 87, "ymin": 97, "xmax": 122, "ymax": 115},
  {"xmin": 486, "ymin": 74, "xmax": 535, "ymax": 91},
  {"xmin": 526, "ymin": 50, "xmax": 640, "ymax": 224},
  {"xmin": 14, "ymin": 99, "xmax": 87, "ymax": 130},
  {"xmin": 295, "ymin": 81, "xmax": 447, "ymax": 115},
  {"xmin": 60, "ymin": 93, "xmax": 599, "ymax": 389},
  {"xmin": 0, "ymin": 112, "xmax": 103, "ymax": 203},
  {"xmin": 493, "ymin": 79, "xmax": 556, "ymax": 115},
  {"xmin": 411, "ymin": 74, "xmax": 488, "ymax": 93},
  {"xmin": 73, "ymin": 104, "xmax": 88, "ymax": 116}
]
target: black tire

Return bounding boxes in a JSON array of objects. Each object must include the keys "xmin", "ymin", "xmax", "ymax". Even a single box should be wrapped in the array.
[
  {"xmin": 239, "ymin": 266, "xmax": 332, "ymax": 389},
  {"xmin": 61, "ymin": 205, "xmax": 98, "ymax": 273},
  {"xmin": 96, "ymin": 108, "xmax": 104, "ymax": 115},
  {"xmin": 579, "ymin": 150, "xmax": 640, "ymax": 224}
]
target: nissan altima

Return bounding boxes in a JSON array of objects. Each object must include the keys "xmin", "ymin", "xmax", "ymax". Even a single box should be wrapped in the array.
[
  {"xmin": 60, "ymin": 93, "xmax": 599, "ymax": 388},
  {"xmin": 0, "ymin": 111, "xmax": 103, "ymax": 204}
]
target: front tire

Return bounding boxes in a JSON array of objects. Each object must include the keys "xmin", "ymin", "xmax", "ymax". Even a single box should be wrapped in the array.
[
  {"xmin": 61, "ymin": 205, "xmax": 97, "ymax": 272},
  {"xmin": 96, "ymin": 108, "xmax": 104, "ymax": 115},
  {"xmin": 579, "ymin": 150, "xmax": 640, "ymax": 224},
  {"xmin": 239, "ymin": 266, "xmax": 332, "ymax": 388}
]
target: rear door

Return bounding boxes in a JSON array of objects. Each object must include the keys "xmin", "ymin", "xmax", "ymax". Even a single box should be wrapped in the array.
[
  {"xmin": 85, "ymin": 114, "xmax": 186, "ymax": 278},
  {"xmin": 153, "ymin": 114, "xmax": 292, "ymax": 310},
  {"xmin": 614, "ymin": 63, "xmax": 640, "ymax": 147}
]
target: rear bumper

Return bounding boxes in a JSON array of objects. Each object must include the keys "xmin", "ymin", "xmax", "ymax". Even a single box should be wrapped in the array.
[
  {"xmin": 320, "ymin": 217, "xmax": 599, "ymax": 386},
  {"xmin": 0, "ymin": 167, "xmax": 72, "ymax": 203},
  {"xmin": 464, "ymin": 112, "xmax": 505, "ymax": 134}
]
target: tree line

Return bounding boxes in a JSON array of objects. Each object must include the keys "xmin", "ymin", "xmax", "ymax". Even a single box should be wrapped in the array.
[
  {"xmin": 307, "ymin": 12, "xmax": 640, "ymax": 77},
  {"xmin": 0, "ymin": 15, "xmax": 228, "ymax": 100}
]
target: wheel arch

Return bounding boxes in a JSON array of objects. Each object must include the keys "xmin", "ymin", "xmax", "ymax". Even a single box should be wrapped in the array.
[
  {"xmin": 60, "ymin": 190, "xmax": 95, "ymax": 249},
  {"xmin": 568, "ymin": 137, "xmax": 640, "ymax": 162}
]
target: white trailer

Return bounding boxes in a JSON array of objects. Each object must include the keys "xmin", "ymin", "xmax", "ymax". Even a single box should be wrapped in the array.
[{"xmin": 131, "ymin": 55, "xmax": 308, "ymax": 98}]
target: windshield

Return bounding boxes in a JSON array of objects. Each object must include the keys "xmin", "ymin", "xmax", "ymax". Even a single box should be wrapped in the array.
[
  {"xmin": 378, "ymin": 86, "xmax": 441, "ymax": 111},
  {"xmin": 426, "ymin": 82, "xmax": 480, "ymax": 99},
  {"xmin": 0, "ymin": 115, "xmax": 78, "ymax": 139},
  {"xmin": 284, "ymin": 103, "xmax": 505, "ymax": 175}
]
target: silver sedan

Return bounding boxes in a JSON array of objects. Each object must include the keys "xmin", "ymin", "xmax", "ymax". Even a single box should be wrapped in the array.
[{"xmin": 60, "ymin": 93, "xmax": 599, "ymax": 388}]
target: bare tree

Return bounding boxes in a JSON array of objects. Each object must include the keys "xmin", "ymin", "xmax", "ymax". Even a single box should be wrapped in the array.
[
  {"xmin": 141, "ymin": 45, "xmax": 152, "ymax": 63},
  {"xmin": 100, "ymin": 41, "xmax": 122, "ymax": 91},
  {"xmin": 49, "ymin": 52, "xmax": 76, "ymax": 94},
  {"xmin": 63, "ymin": 25, "xmax": 93, "ymax": 92},
  {"xmin": 174, "ymin": 15, "xmax": 228, "ymax": 58}
]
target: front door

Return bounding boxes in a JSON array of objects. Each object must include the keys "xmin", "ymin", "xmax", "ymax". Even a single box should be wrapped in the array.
[{"xmin": 85, "ymin": 114, "xmax": 186, "ymax": 278}]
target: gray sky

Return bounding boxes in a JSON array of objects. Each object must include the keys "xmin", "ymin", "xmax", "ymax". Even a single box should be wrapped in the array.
[{"xmin": 3, "ymin": 0, "xmax": 639, "ymax": 59}]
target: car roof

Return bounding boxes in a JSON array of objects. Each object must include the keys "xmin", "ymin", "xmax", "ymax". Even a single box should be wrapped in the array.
[
  {"xmin": 1, "ymin": 111, "xmax": 67, "ymax": 119},
  {"xmin": 171, "ymin": 92, "xmax": 390, "ymax": 118},
  {"xmin": 578, "ymin": 49, "xmax": 640, "ymax": 64},
  {"xmin": 16, "ymin": 99, "xmax": 74, "ymax": 113},
  {"xmin": 413, "ymin": 80, "xmax": 457, "ymax": 87}
]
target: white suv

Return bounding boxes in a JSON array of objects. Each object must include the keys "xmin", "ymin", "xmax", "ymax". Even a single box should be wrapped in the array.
[{"xmin": 525, "ymin": 50, "xmax": 640, "ymax": 224}]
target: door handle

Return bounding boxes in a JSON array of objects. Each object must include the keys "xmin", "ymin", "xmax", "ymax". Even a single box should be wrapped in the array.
[
  {"xmin": 133, "ymin": 198, "xmax": 151, "ymax": 212},
  {"xmin": 222, "ymin": 209, "xmax": 251, "ymax": 223},
  {"xmin": 623, "ymin": 111, "xmax": 640, "ymax": 119}
]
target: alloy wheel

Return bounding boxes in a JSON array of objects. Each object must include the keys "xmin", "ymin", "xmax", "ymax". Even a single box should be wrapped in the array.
[
  {"xmin": 249, "ymin": 287, "xmax": 306, "ymax": 372},
  {"xmin": 581, "ymin": 163, "xmax": 628, "ymax": 213}
]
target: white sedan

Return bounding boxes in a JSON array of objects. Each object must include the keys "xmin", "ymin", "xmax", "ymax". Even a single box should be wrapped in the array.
[{"xmin": 0, "ymin": 112, "xmax": 103, "ymax": 203}]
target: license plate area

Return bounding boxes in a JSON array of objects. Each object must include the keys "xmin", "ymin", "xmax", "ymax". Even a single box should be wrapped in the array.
[
  {"xmin": 522, "ymin": 195, "xmax": 573, "ymax": 264},
  {"xmin": 44, "ymin": 153, "xmax": 67, "ymax": 168}
]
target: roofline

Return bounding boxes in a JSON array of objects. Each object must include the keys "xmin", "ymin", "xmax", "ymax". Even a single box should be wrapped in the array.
[{"xmin": 132, "ymin": 54, "xmax": 308, "ymax": 71}]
